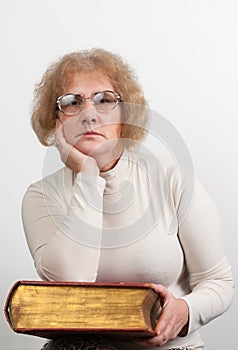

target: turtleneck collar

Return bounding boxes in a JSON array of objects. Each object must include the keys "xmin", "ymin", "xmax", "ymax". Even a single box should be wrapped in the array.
[{"xmin": 99, "ymin": 149, "xmax": 129, "ymax": 195}]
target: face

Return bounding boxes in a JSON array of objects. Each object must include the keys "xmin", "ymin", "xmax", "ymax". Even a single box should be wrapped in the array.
[{"xmin": 57, "ymin": 72, "xmax": 122, "ymax": 157}]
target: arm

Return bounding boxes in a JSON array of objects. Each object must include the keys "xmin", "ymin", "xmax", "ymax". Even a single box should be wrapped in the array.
[
  {"xmin": 178, "ymin": 179, "xmax": 234, "ymax": 334},
  {"xmin": 138, "ymin": 179, "xmax": 234, "ymax": 348},
  {"xmin": 22, "ymin": 118, "xmax": 106, "ymax": 281},
  {"xmin": 22, "ymin": 170, "xmax": 105, "ymax": 282}
]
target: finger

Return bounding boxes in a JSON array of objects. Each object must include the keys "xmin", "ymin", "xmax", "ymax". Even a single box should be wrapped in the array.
[
  {"xmin": 156, "ymin": 285, "xmax": 171, "ymax": 310},
  {"xmin": 154, "ymin": 308, "xmax": 171, "ymax": 336},
  {"xmin": 151, "ymin": 284, "xmax": 168, "ymax": 298},
  {"xmin": 136, "ymin": 333, "xmax": 169, "ymax": 347},
  {"xmin": 55, "ymin": 118, "xmax": 62, "ymax": 129},
  {"xmin": 55, "ymin": 122, "xmax": 67, "ymax": 147},
  {"xmin": 55, "ymin": 120, "xmax": 63, "ymax": 138},
  {"xmin": 55, "ymin": 125, "xmax": 73, "ymax": 164},
  {"xmin": 153, "ymin": 286, "xmax": 171, "ymax": 336}
]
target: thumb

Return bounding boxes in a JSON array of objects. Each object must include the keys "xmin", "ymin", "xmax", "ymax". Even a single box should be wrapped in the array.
[
  {"xmin": 151, "ymin": 284, "xmax": 167, "ymax": 298},
  {"xmin": 55, "ymin": 118, "xmax": 62, "ymax": 129}
]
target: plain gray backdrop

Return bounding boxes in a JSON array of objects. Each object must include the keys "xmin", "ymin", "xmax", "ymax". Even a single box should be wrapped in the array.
[{"xmin": 0, "ymin": 1, "xmax": 237, "ymax": 349}]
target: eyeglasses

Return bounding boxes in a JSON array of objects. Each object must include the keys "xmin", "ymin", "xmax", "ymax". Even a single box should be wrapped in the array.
[{"xmin": 56, "ymin": 90, "xmax": 121, "ymax": 116}]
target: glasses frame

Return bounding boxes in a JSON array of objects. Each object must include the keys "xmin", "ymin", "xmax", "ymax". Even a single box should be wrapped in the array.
[{"xmin": 56, "ymin": 90, "xmax": 121, "ymax": 116}]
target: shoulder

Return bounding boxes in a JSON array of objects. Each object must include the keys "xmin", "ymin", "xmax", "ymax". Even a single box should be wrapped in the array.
[
  {"xmin": 23, "ymin": 167, "xmax": 73, "ymax": 200},
  {"xmin": 127, "ymin": 141, "xmax": 195, "ymax": 217},
  {"xmin": 127, "ymin": 141, "xmax": 185, "ymax": 183}
]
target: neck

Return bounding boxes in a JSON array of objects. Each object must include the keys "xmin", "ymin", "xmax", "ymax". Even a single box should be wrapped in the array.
[{"xmin": 98, "ymin": 144, "xmax": 124, "ymax": 172}]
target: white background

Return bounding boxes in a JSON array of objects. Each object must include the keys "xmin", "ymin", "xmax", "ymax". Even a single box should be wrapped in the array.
[{"xmin": 0, "ymin": 1, "xmax": 237, "ymax": 349}]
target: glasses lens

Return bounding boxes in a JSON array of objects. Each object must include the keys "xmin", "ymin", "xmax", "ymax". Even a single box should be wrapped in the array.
[
  {"xmin": 93, "ymin": 91, "xmax": 118, "ymax": 112},
  {"xmin": 59, "ymin": 94, "xmax": 84, "ymax": 115}
]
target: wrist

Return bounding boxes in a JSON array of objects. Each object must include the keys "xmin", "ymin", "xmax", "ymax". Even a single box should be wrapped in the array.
[
  {"xmin": 79, "ymin": 157, "xmax": 99, "ymax": 176},
  {"xmin": 177, "ymin": 298, "xmax": 189, "ymax": 337}
]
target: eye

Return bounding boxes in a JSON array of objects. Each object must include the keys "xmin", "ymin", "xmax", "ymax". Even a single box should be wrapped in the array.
[
  {"xmin": 58, "ymin": 94, "xmax": 84, "ymax": 115},
  {"xmin": 93, "ymin": 91, "xmax": 116, "ymax": 105},
  {"xmin": 93, "ymin": 92, "xmax": 106, "ymax": 104},
  {"xmin": 99, "ymin": 98, "xmax": 110, "ymax": 104},
  {"xmin": 62, "ymin": 95, "xmax": 82, "ymax": 107},
  {"xmin": 69, "ymin": 99, "xmax": 79, "ymax": 106}
]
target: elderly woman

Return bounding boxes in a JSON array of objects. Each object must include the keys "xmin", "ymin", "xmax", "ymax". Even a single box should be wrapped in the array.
[{"xmin": 22, "ymin": 49, "xmax": 234, "ymax": 350}]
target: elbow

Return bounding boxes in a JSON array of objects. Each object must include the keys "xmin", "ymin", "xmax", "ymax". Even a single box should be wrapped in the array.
[{"xmin": 219, "ymin": 276, "xmax": 235, "ymax": 313}]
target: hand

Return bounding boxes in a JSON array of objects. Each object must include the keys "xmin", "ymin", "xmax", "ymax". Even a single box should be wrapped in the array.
[
  {"xmin": 55, "ymin": 120, "xmax": 99, "ymax": 175},
  {"xmin": 137, "ymin": 284, "xmax": 189, "ymax": 348}
]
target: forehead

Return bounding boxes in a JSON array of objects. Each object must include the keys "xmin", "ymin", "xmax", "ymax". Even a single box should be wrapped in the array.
[{"xmin": 64, "ymin": 72, "xmax": 114, "ymax": 95}]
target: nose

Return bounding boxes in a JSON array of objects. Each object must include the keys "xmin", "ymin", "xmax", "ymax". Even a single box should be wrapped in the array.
[
  {"xmin": 83, "ymin": 97, "xmax": 94, "ymax": 110},
  {"xmin": 80, "ymin": 107, "xmax": 98, "ymax": 126}
]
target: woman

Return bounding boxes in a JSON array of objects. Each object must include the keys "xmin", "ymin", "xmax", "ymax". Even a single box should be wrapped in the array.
[{"xmin": 22, "ymin": 48, "xmax": 234, "ymax": 350}]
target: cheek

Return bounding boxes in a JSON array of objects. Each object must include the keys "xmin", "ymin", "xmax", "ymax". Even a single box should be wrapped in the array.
[
  {"xmin": 105, "ymin": 110, "xmax": 122, "ymax": 138},
  {"xmin": 62, "ymin": 118, "xmax": 80, "ymax": 145},
  {"xmin": 104, "ymin": 124, "xmax": 122, "ymax": 139}
]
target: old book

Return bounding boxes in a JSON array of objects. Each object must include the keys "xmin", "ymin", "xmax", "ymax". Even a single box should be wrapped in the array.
[{"xmin": 5, "ymin": 280, "xmax": 161, "ymax": 339}]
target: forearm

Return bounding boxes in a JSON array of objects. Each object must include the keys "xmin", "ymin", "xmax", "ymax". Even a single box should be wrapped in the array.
[
  {"xmin": 178, "ymin": 180, "xmax": 235, "ymax": 334},
  {"xmin": 23, "ymin": 171, "xmax": 105, "ymax": 282},
  {"xmin": 181, "ymin": 258, "xmax": 234, "ymax": 334}
]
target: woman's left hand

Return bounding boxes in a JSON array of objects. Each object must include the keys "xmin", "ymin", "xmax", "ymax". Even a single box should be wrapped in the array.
[{"xmin": 137, "ymin": 284, "xmax": 189, "ymax": 348}]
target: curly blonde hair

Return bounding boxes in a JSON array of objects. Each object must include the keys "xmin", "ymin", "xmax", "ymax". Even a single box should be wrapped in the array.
[{"xmin": 31, "ymin": 48, "xmax": 149, "ymax": 147}]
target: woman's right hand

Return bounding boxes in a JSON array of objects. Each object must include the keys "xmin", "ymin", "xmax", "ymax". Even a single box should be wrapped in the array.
[{"xmin": 55, "ymin": 119, "xmax": 100, "ymax": 175}]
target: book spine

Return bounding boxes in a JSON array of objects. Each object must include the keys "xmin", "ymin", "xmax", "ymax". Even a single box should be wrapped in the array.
[{"xmin": 4, "ymin": 280, "xmax": 23, "ymax": 331}]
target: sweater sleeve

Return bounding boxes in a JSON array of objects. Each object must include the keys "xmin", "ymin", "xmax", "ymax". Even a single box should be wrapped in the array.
[
  {"xmin": 178, "ymin": 179, "xmax": 235, "ymax": 334},
  {"xmin": 22, "ymin": 171, "xmax": 106, "ymax": 282}
]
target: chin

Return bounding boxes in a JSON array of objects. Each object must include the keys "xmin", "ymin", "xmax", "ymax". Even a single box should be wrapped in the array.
[{"xmin": 74, "ymin": 140, "xmax": 103, "ymax": 156}]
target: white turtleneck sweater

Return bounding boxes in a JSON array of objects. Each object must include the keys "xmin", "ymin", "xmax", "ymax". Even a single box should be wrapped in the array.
[{"xmin": 22, "ymin": 147, "xmax": 234, "ymax": 350}]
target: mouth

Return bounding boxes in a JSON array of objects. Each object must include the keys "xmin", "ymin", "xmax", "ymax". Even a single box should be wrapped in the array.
[
  {"xmin": 75, "ymin": 130, "xmax": 104, "ymax": 138},
  {"xmin": 84, "ymin": 131, "xmax": 101, "ymax": 136}
]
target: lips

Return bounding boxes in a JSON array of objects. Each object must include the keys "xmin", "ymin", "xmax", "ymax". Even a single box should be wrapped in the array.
[
  {"xmin": 74, "ymin": 130, "xmax": 104, "ymax": 139},
  {"xmin": 79, "ymin": 130, "xmax": 105, "ymax": 139},
  {"xmin": 84, "ymin": 131, "xmax": 101, "ymax": 136}
]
